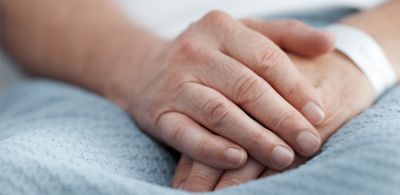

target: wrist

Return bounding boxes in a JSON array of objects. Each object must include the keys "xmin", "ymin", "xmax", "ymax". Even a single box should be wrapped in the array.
[{"xmin": 101, "ymin": 35, "xmax": 168, "ymax": 112}]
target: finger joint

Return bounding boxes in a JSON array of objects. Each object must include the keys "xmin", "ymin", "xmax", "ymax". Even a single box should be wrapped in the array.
[
  {"xmin": 233, "ymin": 76, "xmax": 265, "ymax": 107},
  {"xmin": 202, "ymin": 99, "xmax": 231, "ymax": 130}
]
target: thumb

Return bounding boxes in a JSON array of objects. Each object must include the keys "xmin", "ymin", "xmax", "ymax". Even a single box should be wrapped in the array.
[{"xmin": 242, "ymin": 19, "xmax": 335, "ymax": 57}]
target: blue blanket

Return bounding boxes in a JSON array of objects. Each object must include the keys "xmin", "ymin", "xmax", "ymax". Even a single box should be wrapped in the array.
[{"xmin": 0, "ymin": 80, "xmax": 399, "ymax": 195}]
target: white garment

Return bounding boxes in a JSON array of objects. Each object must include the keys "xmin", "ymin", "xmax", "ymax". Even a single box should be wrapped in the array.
[{"xmin": 113, "ymin": 0, "xmax": 386, "ymax": 39}]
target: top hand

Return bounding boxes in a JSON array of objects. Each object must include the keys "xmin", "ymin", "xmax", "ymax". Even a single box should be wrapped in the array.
[
  {"xmin": 173, "ymin": 38, "xmax": 375, "ymax": 192},
  {"xmin": 106, "ymin": 11, "xmax": 335, "ymax": 171}
]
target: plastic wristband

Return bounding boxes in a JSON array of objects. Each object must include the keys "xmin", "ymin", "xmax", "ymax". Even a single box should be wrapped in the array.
[{"xmin": 325, "ymin": 24, "xmax": 397, "ymax": 98}]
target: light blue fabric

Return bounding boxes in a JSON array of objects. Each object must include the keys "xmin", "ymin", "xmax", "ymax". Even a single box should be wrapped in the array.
[
  {"xmin": 0, "ymin": 80, "xmax": 399, "ymax": 195},
  {"xmin": 0, "ymin": 48, "xmax": 24, "ymax": 93},
  {"xmin": 1, "ymin": 7, "xmax": 400, "ymax": 195}
]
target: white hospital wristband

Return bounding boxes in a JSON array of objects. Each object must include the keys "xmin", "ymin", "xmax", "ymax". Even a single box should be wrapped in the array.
[{"xmin": 324, "ymin": 24, "xmax": 397, "ymax": 98}]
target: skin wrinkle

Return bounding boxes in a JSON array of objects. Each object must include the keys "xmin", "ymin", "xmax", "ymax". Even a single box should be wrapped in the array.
[
  {"xmin": 3, "ymin": 0, "xmax": 400, "ymax": 192},
  {"xmin": 0, "ymin": 0, "xmax": 334, "ymax": 179}
]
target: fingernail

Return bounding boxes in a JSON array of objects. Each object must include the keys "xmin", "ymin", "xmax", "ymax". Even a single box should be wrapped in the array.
[
  {"xmin": 302, "ymin": 102, "xmax": 325, "ymax": 125},
  {"xmin": 296, "ymin": 131, "xmax": 321, "ymax": 155},
  {"xmin": 178, "ymin": 180, "xmax": 186, "ymax": 189},
  {"xmin": 271, "ymin": 145, "xmax": 294, "ymax": 168},
  {"xmin": 224, "ymin": 147, "xmax": 245, "ymax": 166}
]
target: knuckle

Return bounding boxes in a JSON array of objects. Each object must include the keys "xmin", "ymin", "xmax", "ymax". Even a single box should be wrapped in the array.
[
  {"xmin": 160, "ymin": 117, "xmax": 186, "ymax": 146},
  {"xmin": 203, "ymin": 10, "xmax": 231, "ymax": 23},
  {"xmin": 173, "ymin": 36, "xmax": 201, "ymax": 57},
  {"xmin": 245, "ymin": 131, "xmax": 267, "ymax": 149},
  {"xmin": 284, "ymin": 19, "xmax": 307, "ymax": 29},
  {"xmin": 202, "ymin": 10, "xmax": 235, "ymax": 34},
  {"xmin": 201, "ymin": 99, "xmax": 231, "ymax": 129},
  {"xmin": 285, "ymin": 82, "xmax": 299, "ymax": 98},
  {"xmin": 170, "ymin": 125, "xmax": 186, "ymax": 145},
  {"xmin": 163, "ymin": 77, "xmax": 199, "ymax": 107},
  {"xmin": 240, "ymin": 18, "xmax": 256, "ymax": 26},
  {"xmin": 254, "ymin": 46, "xmax": 283, "ymax": 75},
  {"xmin": 196, "ymin": 137, "xmax": 211, "ymax": 159},
  {"xmin": 270, "ymin": 110, "xmax": 297, "ymax": 131},
  {"xmin": 189, "ymin": 168, "xmax": 215, "ymax": 187},
  {"xmin": 190, "ymin": 175, "xmax": 212, "ymax": 188},
  {"xmin": 233, "ymin": 76, "xmax": 265, "ymax": 106},
  {"xmin": 219, "ymin": 176, "xmax": 243, "ymax": 187},
  {"xmin": 170, "ymin": 35, "xmax": 211, "ymax": 65}
]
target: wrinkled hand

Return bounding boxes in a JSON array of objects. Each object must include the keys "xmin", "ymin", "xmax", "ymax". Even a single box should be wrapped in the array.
[
  {"xmin": 174, "ymin": 48, "xmax": 375, "ymax": 191},
  {"xmin": 107, "ymin": 11, "xmax": 334, "ymax": 171}
]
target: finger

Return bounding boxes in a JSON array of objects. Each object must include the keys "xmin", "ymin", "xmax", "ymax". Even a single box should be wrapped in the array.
[
  {"xmin": 215, "ymin": 158, "xmax": 264, "ymax": 190},
  {"xmin": 157, "ymin": 112, "xmax": 247, "ymax": 169},
  {"xmin": 172, "ymin": 155, "xmax": 193, "ymax": 189},
  {"xmin": 197, "ymin": 11, "xmax": 325, "ymax": 124},
  {"xmin": 242, "ymin": 19, "xmax": 335, "ymax": 57},
  {"xmin": 197, "ymin": 52, "xmax": 321, "ymax": 157},
  {"xmin": 221, "ymin": 20, "xmax": 327, "ymax": 126},
  {"xmin": 183, "ymin": 162, "xmax": 223, "ymax": 192},
  {"xmin": 176, "ymin": 83, "xmax": 295, "ymax": 170},
  {"xmin": 260, "ymin": 155, "xmax": 307, "ymax": 178},
  {"xmin": 260, "ymin": 168, "xmax": 279, "ymax": 178}
]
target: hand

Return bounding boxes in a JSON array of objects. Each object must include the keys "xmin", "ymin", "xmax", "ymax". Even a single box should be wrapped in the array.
[
  {"xmin": 106, "ymin": 11, "xmax": 334, "ymax": 170},
  {"xmin": 174, "ymin": 49, "xmax": 375, "ymax": 191}
]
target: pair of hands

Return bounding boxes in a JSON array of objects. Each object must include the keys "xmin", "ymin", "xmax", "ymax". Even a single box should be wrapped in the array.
[{"xmin": 105, "ymin": 11, "xmax": 373, "ymax": 192}]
